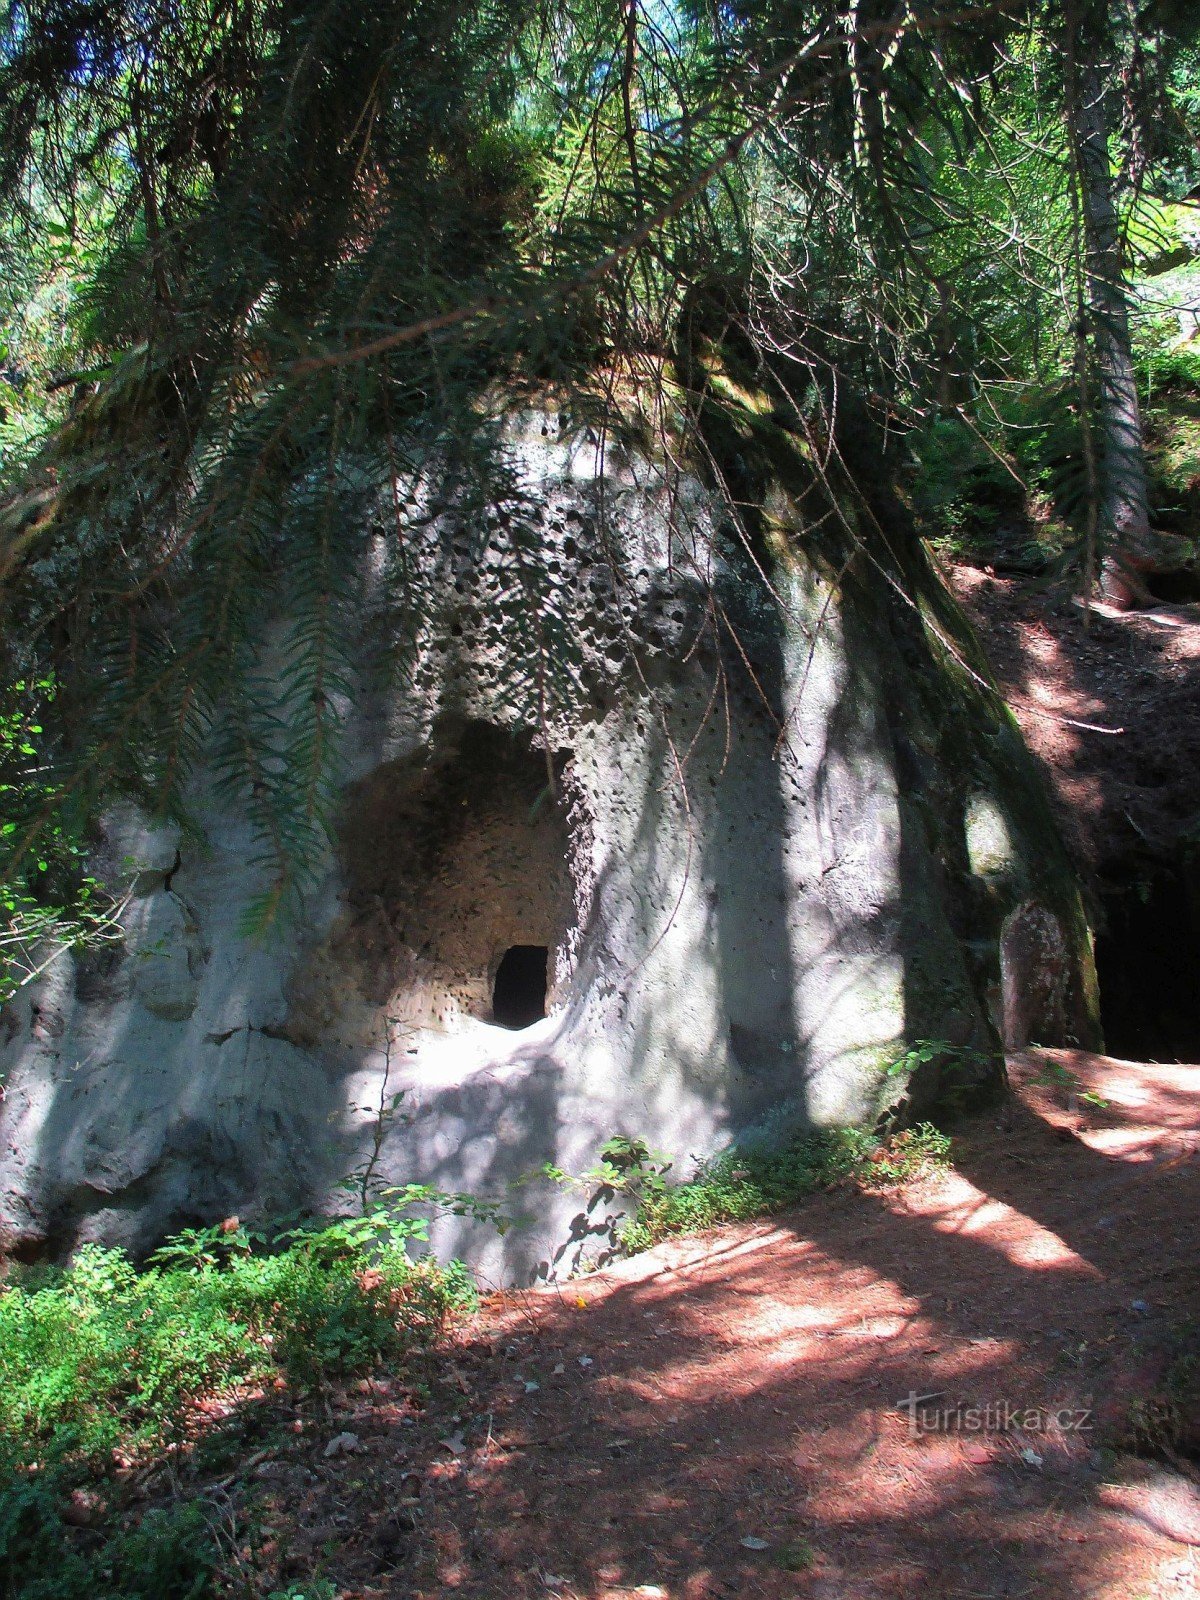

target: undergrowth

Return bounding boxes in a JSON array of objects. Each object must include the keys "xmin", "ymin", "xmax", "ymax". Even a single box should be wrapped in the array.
[
  {"xmin": 605, "ymin": 1123, "xmax": 954, "ymax": 1255},
  {"xmin": 1124, "ymin": 1320, "xmax": 1200, "ymax": 1463},
  {"xmin": 0, "ymin": 1106, "xmax": 951, "ymax": 1595},
  {"xmin": 0, "ymin": 1206, "xmax": 480, "ymax": 1600},
  {"xmin": 905, "ymin": 343, "xmax": 1200, "ymax": 570}
]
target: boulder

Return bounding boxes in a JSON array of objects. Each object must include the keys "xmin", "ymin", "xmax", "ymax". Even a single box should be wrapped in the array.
[{"xmin": 0, "ymin": 405, "xmax": 1100, "ymax": 1280}]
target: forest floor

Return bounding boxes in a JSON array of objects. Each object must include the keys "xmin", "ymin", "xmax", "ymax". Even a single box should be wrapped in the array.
[
  {"xmin": 211, "ymin": 1047, "xmax": 1200, "ymax": 1600},
  {"xmin": 949, "ymin": 561, "xmax": 1200, "ymax": 874}
]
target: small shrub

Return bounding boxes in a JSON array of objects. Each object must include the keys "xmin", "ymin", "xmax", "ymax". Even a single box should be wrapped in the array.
[
  {"xmin": 905, "ymin": 414, "xmax": 1025, "ymax": 556},
  {"xmin": 1141, "ymin": 344, "xmax": 1200, "ymax": 396},
  {"xmin": 0, "ymin": 1200, "xmax": 485, "ymax": 1600},
  {"xmin": 1031, "ymin": 1058, "xmax": 1109, "ymax": 1109},
  {"xmin": 858, "ymin": 1124, "xmax": 953, "ymax": 1185},
  {"xmin": 0, "ymin": 1446, "xmax": 215, "ymax": 1600},
  {"xmin": 775, "ymin": 1537, "xmax": 816, "ymax": 1572},
  {"xmin": 619, "ymin": 1122, "xmax": 953, "ymax": 1254}
]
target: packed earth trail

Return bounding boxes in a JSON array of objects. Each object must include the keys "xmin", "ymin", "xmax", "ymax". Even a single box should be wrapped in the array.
[
  {"xmin": 951, "ymin": 565, "xmax": 1200, "ymax": 875},
  {"xmin": 227, "ymin": 1050, "xmax": 1200, "ymax": 1599}
]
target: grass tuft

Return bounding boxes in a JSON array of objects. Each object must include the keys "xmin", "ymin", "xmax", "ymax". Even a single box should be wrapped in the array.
[{"xmin": 618, "ymin": 1123, "xmax": 953, "ymax": 1255}]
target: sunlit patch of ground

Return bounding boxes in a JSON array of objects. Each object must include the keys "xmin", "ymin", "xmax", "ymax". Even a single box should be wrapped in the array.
[
  {"xmin": 951, "ymin": 562, "xmax": 1200, "ymax": 871},
  {"xmin": 214, "ymin": 1048, "xmax": 1200, "ymax": 1599}
]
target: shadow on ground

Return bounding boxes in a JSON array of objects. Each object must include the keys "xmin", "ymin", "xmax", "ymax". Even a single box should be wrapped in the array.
[{"xmin": 245, "ymin": 1048, "xmax": 1200, "ymax": 1600}]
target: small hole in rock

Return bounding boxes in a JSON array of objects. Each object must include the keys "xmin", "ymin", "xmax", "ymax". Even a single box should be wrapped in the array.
[{"xmin": 492, "ymin": 945, "xmax": 549, "ymax": 1030}]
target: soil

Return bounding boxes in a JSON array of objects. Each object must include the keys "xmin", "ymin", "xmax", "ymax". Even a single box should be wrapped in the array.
[
  {"xmin": 124, "ymin": 568, "xmax": 1200, "ymax": 1598},
  {"xmin": 948, "ymin": 563, "xmax": 1200, "ymax": 879},
  {"xmin": 219, "ymin": 1048, "xmax": 1200, "ymax": 1600}
]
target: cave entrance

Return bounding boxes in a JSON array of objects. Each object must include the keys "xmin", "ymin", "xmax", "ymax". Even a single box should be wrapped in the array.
[
  {"xmin": 1144, "ymin": 568, "xmax": 1200, "ymax": 605},
  {"xmin": 1095, "ymin": 864, "xmax": 1200, "ymax": 1061},
  {"xmin": 492, "ymin": 945, "xmax": 549, "ymax": 1030},
  {"xmin": 338, "ymin": 720, "xmax": 573, "ymax": 1030}
]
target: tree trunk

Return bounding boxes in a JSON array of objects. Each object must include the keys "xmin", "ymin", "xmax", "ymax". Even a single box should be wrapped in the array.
[{"xmin": 1066, "ymin": 23, "xmax": 1153, "ymax": 607}]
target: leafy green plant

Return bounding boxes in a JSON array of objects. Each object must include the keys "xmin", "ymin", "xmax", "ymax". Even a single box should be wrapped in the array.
[
  {"xmin": 277, "ymin": 1184, "xmax": 508, "ymax": 1267},
  {"xmin": 617, "ymin": 1122, "xmax": 953, "ymax": 1255},
  {"xmin": 0, "ymin": 1452, "xmax": 215, "ymax": 1600},
  {"xmin": 0, "ymin": 1194, "xmax": 495, "ymax": 1600},
  {"xmin": 882, "ymin": 1038, "xmax": 985, "ymax": 1080},
  {"xmin": 905, "ymin": 414, "xmax": 1027, "ymax": 557},
  {"xmin": 775, "ymin": 1537, "xmax": 816, "ymax": 1573},
  {"xmin": 528, "ymin": 1134, "xmax": 673, "ymax": 1203},
  {"xmin": 0, "ymin": 675, "xmax": 127, "ymax": 1007},
  {"xmin": 1141, "ymin": 343, "xmax": 1200, "ymax": 399},
  {"xmin": 147, "ymin": 1218, "xmax": 265, "ymax": 1272},
  {"xmin": 0, "ymin": 1226, "xmax": 482, "ymax": 1460},
  {"xmin": 881, "ymin": 1038, "xmax": 997, "ymax": 1115},
  {"xmin": 1032, "ymin": 1058, "xmax": 1109, "ymax": 1109},
  {"xmin": 584, "ymin": 1135, "xmax": 673, "ymax": 1196},
  {"xmin": 859, "ymin": 1125, "xmax": 954, "ymax": 1183}
]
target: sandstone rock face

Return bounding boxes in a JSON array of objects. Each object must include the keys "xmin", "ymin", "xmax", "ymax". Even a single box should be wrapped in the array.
[{"xmin": 0, "ymin": 413, "xmax": 1100, "ymax": 1281}]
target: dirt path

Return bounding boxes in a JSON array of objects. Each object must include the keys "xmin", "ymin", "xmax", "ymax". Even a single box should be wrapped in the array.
[
  {"xmin": 950, "ymin": 564, "xmax": 1200, "ymax": 873},
  {"xmin": 250, "ymin": 1051, "xmax": 1200, "ymax": 1599}
]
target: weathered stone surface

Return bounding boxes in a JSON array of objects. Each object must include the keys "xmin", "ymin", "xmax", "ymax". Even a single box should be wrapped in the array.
[
  {"xmin": 127, "ymin": 892, "xmax": 205, "ymax": 1022},
  {"xmin": 0, "ymin": 411, "xmax": 1101, "ymax": 1279},
  {"xmin": 1000, "ymin": 901, "xmax": 1097, "ymax": 1051}
]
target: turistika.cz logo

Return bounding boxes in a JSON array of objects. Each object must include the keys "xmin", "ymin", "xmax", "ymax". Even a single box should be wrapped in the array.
[{"xmin": 896, "ymin": 1391, "xmax": 1093, "ymax": 1440}]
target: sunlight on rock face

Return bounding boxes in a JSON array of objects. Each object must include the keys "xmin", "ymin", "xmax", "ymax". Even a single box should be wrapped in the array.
[
  {"xmin": 965, "ymin": 793, "xmax": 1016, "ymax": 879},
  {"xmin": 0, "ymin": 422, "xmax": 1097, "ymax": 1278}
]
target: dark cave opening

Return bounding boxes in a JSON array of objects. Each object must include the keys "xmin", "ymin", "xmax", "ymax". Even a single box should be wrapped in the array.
[
  {"xmin": 1095, "ymin": 865, "xmax": 1200, "ymax": 1061},
  {"xmin": 1144, "ymin": 567, "xmax": 1200, "ymax": 605},
  {"xmin": 492, "ymin": 945, "xmax": 549, "ymax": 1030}
]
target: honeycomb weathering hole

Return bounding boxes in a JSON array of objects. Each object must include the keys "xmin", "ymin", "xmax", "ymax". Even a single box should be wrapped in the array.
[{"xmin": 492, "ymin": 945, "xmax": 549, "ymax": 1030}]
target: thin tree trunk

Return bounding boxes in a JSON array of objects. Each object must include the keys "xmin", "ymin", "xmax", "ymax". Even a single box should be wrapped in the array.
[{"xmin": 1065, "ymin": 14, "xmax": 1153, "ymax": 607}]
